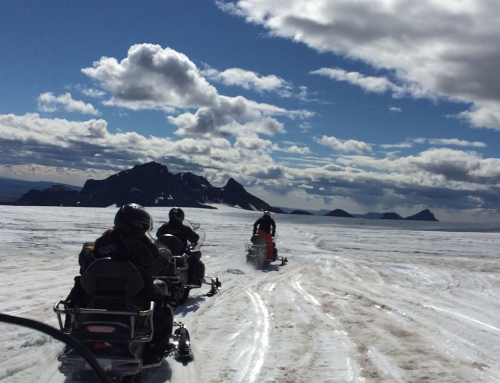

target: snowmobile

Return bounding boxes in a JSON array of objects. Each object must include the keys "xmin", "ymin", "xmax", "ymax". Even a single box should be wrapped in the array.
[
  {"xmin": 150, "ymin": 221, "xmax": 221, "ymax": 306},
  {"xmin": 246, "ymin": 231, "xmax": 288, "ymax": 269},
  {"xmin": 53, "ymin": 257, "xmax": 193, "ymax": 383}
]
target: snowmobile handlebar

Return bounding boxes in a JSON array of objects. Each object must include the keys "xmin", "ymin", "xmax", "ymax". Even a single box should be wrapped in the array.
[{"xmin": 0, "ymin": 313, "xmax": 114, "ymax": 383}]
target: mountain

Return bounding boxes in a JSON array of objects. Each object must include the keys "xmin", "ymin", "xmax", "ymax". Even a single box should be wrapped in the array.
[
  {"xmin": 381, "ymin": 212, "xmax": 404, "ymax": 220},
  {"xmin": 9, "ymin": 162, "xmax": 283, "ymax": 213},
  {"xmin": 324, "ymin": 209, "xmax": 353, "ymax": 218},
  {"xmin": 290, "ymin": 210, "xmax": 314, "ymax": 215},
  {"xmin": 0, "ymin": 177, "xmax": 82, "ymax": 201},
  {"xmin": 13, "ymin": 185, "xmax": 79, "ymax": 206},
  {"xmin": 405, "ymin": 209, "xmax": 438, "ymax": 221}
]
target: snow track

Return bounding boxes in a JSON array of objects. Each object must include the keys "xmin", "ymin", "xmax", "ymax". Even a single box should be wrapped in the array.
[{"xmin": 1, "ymin": 206, "xmax": 500, "ymax": 382}]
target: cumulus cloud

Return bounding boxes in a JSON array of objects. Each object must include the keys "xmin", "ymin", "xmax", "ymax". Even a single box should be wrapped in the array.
[
  {"xmin": 82, "ymin": 43, "xmax": 312, "ymax": 138},
  {"xmin": 282, "ymin": 147, "xmax": 500, "ymax": 211},
  {"xmin": 219, "ymin": 0, "xmax": 500, "ymax": 129},
  {"xmin": 3, "ymin": 112, "xmax": 500, "ymax": 213},
  {"xmin": 0, "ymin": 113, "xmax": 291, "ymax": 189},
  {"xmin": 37, "ymin": 92, "xmax": 100, "ymax": 115},
  {"xmin": 82, "ymin": 44, "xmax": 218, "ymax": 110},
  {"xmin": 314, "ymin": 135, "xmax": 372, "ymax": 154},
  {"xmin": 280, "ymin": 145, "xmax": 311, "ymax": 154},
  {"xmin": 202, "ymin": 67, "xmax": 292, "ymax": 95}
]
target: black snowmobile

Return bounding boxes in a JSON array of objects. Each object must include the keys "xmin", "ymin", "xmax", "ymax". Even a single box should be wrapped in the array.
[
  {"xmin": 53, "ymin": 257, "xmax": 193, "ymax": 383},
  {"xmin": 150, "ymin": 221, "xmax": 220, "ymax": 306},
  {"xmin": 246, "ymin": 231, "xmax": 288, "ymax": 269}
]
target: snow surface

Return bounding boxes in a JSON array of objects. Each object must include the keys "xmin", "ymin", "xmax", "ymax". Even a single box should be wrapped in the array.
[{"xmin": 1, "ymin": 205, "xmax": 500, "ymax": 382}]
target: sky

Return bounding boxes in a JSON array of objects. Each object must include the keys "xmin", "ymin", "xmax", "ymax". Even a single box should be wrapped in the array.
[
  {"xmin": 1, "ymin": 205, "xmax": 499, "ymax": 382},
  {"xmin": 1, "ymin": 1, "xmax": 500, "ymax": 222}
]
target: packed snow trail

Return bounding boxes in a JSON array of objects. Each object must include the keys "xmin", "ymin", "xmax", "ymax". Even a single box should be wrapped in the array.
[{"xmin": 1, "ymin": 206, "xmax": 500, "ymax": 382}]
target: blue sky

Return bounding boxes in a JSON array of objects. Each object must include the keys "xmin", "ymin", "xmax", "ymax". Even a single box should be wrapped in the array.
[{"xmin": 1, "ymin": 1, "xmax": 500, "ymax": 222}]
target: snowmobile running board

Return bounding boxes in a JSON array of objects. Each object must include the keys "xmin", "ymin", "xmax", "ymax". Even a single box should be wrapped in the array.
[
  {"xmin": 204, "ymin": 276, "xmax": 221, "ymax": 297},
  {"xmin": 279, "ymin": 256, "xmax": 288, "ymax": 266}
]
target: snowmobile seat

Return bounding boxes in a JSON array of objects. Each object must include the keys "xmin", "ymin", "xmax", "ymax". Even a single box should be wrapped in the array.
[
  {"xmin": 158, "ymin": 234, "xmax": 184, "ymax": 255},
  {"xmin": 66, "ymin": 258, "xmax": 154, "ymax": 343},
  {"xmin": 251, "ymin": 234, "xmax": 267, "ymax": 246},
  {"xmin": 80, "ymin": 258, "xmax": 146, "ymax": 310}
]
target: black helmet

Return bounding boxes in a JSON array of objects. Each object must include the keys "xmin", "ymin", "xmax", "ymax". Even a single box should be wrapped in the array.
[
  {"xmin": 263, "ymin": 211, "xmax": 271, "ymax": 217},
  {"xmin": 169, "ymin": 207, "xmax": 185, "ymax": 222},
  {"xmin": 114, "ymin": 203, "xmax": 153, "ymax": 237}
]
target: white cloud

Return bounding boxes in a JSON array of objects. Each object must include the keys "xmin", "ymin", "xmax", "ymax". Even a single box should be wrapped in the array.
[
  {"xmin": 82, "ymin": 44, "xmax": 218, "ymax": 110},
  {"xmin": 379, "ymin": 141, "xmax": 413, "ymax": 149},
  {"xmin": 427, "ymin": 138, "xmax": 486, "ymax": 148},
  {"xmin": 82, "ymin": 44, "xmax": 312, "ymax": 139},
  {"xmin": 202, "ymin": 67, "xmax": 291, "ymax": 94},
  {"xmin": 311, "ymin": 68, "xmax": 400, "ymax": 94},
  {"xmin": 37, "ymin": 92, "xmax": 100, "ymax": 115},
  {"xmin": 220, "ymin": 0, "xmax": 500, "ymax": 129},
  {"xmin": 314, "ymin": 135, "xmax": 372, "ymax": 154},
  {"xmin": 280, "ymin": 145, "xmax": 311, "ymax": 154},
  {"xmin": 81, "ymin": 88, "xmax": 106, "ymax": 98}
]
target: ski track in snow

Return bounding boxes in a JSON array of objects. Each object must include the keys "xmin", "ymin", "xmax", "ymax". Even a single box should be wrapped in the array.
[{"xmin": 1, "ymin": 206, "xmax": 500, "ymax": 382}]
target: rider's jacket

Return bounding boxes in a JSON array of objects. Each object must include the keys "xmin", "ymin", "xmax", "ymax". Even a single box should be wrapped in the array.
[
  {"xmin": 156, "ymin": 219, "xmax": 200, "ymax": 254},
  {"xmin": 75, "ymin": 228, "xmax": 159, "ymax": 303},
  {"xmin": 253, "ymin": 216, "xmax": 276, "ymax": 236}
]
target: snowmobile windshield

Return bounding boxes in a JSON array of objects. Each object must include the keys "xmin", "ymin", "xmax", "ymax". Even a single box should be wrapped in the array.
[
  {"xmin": 148, "ymin": 221, "xmax": 205, "ymax": 252},
  {"xmin": 185, "ymin": 220, "xmax": 205, "ymax": 251}
]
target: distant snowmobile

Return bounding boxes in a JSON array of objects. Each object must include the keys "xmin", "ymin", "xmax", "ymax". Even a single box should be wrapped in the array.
[
  {"xmin": 151, "ymin": 221, "xmax": 221, "ymax": 306},
  {"xmin": 246, "ymin": 231, "xmax": 288, "ymax": 269},
  {"xmin": 54, "ymin": 258, "xmax": 193, "ymax": 383}
]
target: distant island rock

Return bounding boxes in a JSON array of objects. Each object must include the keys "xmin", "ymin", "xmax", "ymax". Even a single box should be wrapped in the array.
[
  {"xmin": 405, "ymin": 209, "xmax": 438, "ymax": 221},
  {"xmin": 290, "ymin": 210, "xmax": 314, "ymax": 215},
  {"xmin": 324, "ymin": 209, "xmax": 353, "ymax": 218},
  {"xmin": 325, "ymin": 208, "xmax": 438, "ymax": 222},
  {"xmin": 381, "ymin": 212, "xmax": 403, "ymax": 220}
]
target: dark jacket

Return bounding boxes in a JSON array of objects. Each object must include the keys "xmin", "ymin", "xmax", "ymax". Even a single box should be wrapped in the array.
[
  {"xmin": 253, "ymin": 215, "xmax": 276, "ymax": 236},
  {"xmin": 71, "ymin": 228, "xmax": 159, "ymax": 305},
  {"xmin": 156, "ymin": 220, "xmax": 200, "ymax": 254}
]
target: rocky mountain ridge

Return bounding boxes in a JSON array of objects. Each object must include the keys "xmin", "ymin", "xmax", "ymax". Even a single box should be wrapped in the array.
[{"xmin": 8, "ymin": 162, "xmax": 283, "ymax": 213}]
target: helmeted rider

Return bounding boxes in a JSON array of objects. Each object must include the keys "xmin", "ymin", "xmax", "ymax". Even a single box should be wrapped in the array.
[
  {"xmin": 65, "ymin": 203, "xmax": 175, "ymax": 363},
  {"xmin": 156, "ymin": 207, "xmax": 205, "ymax": 286},
  {"xmin": 253, "ymin": 211, "xmax": 277, "ymax": 260}
]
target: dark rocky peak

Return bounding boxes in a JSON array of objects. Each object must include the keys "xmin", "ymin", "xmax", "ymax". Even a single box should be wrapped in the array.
[
  {"xmin": 128, "ymin": 161, "xmax": 169, "ymax": 174},
  {"xmin": 324, "ymin": 209, "xmax": 353, "ymax": 218},
  {"xmin": 222, "ymin": 178, "xmax": 246, "ymax": 194},
  {"xmin": 174, "ymin": 172, "xmax": 212, "ymax": 190},
  {"xmin": 381, "ymin": 212, "xmax": 403, "ymax": 220},
  {"xmin": 405, "ymin": 209, "xmax": 438, "ymax": 221}
]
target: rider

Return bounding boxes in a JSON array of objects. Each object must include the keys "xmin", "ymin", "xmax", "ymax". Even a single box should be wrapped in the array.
[
  {"xmin": 65, "ymin": 203, "xmax": 174, "ymax": 363},
  {"xmin": 253, "ymin": 211, "xmax": 276, "ymax": 260},
  {"xmin": 156, "ymin": 207, "xmax": 205, "ymax": 286}
]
